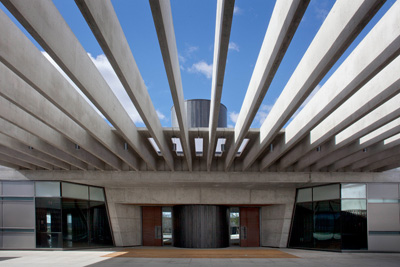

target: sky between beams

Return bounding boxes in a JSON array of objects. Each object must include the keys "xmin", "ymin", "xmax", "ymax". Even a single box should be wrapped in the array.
[{"xmin": 0, "ymin": 0, "xmax": 396, "ymax": 128}]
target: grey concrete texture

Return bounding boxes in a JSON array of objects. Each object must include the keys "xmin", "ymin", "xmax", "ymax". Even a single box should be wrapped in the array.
[
  {"xmin": 245, "ymin": 0, "xmax": 385, "ymax": 171},
  {"xmin": 226, "ymin": 0, "xmax": 309, "ymax": 171},
  {"xmin": 149, "ymin": 0, "xmax": 192, "ymax": 170},
  {"xmin": 0, "ymin": 248, "xmax": 400, "ymax": 267}
]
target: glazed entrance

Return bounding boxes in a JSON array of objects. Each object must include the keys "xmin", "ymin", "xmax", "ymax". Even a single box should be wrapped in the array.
[{"xmin": 142, "ymin": 206, "xmax": 260, "ymax": 248}]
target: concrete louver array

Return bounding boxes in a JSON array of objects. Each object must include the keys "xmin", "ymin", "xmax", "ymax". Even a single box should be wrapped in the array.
[{"xmin": 0, "ymin": 0, "xmax": 399, "ymax": 172}]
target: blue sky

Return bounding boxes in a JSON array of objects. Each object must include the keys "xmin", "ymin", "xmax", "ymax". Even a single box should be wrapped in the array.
[{"xmin": 0, "ymin": 0, "xmax": 396, "ymax": 128}]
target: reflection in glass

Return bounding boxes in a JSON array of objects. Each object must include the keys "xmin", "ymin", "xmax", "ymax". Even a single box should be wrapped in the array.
[
  {"xmin": 162, "ymin": 207, "xmax": 172, "ymax": 246},
  {"xmin": 230, "ymin": 207, "xmax": 240, "ymax": 246},
  {"xmin": 341, "ymin": 184, "xmax": 366, "ymax": 199},
  {"xmin": 289, "ymin": 202, "xmax": 313, "ymax": 248},
  {"xmin": 36, "ymin": 198, "xmax": 62, "ymax": 248},
  {"xmin": 62, "ymin": 198, "xmax": 89, "ymax": 248},
  {"xmin": 341, "ymin": 208, "xmax": 367, "ymax": 249},
  {"xmin": 89, "ymin": 201, "xmax": 113, "ymax": 246},
  {"xmin": 313, "ymin": 200, "xmax": 341, "ymax": 250},
  {"xmin": 342, "ymin": 199, "xmax": 366, "ymax": 211}
]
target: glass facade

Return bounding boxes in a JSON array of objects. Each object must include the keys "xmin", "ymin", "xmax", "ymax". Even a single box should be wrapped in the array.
[
  {"xmin": 0, "ymin": 181, "xmax": 113, "ymax": 249},
  {"xmin": 289, "ymin": 184, "xmax": 367, "ymax": 251}
]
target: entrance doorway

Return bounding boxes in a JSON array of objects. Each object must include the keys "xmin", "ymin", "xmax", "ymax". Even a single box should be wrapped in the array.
[
  {"xmin": 240, "ymin": 207, "xmax": 260, "ymax": 247},
  {"xmin": 142, "ymin": 206, "xmax": 162, "ymax": 246}
]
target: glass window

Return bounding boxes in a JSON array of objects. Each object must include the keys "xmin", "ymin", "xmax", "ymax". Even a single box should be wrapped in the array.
[
  {"xmin": 62, "ymin": 182, "xmax": 88, "ymax": 200},
  {"xmin": 313, "ymin": 184, "xmax": 340, "ymax": 201},
  {"xmin": 229, "ymin": 207, "xmax": 240, "ymax": 246},
  {"xmin": 88, "ymin": 201, "xmax": 113, "ymax": 246},
  {"xmin": 313, "ymin": 200, "xmax": 341, "ymax": 250},
  {"xmin": 2, "ymin": 181, "xmax": 34, "ymax": 196},
  {"xmin": 89, "ymin": 187, "xmax": 105, "ymax": 202},
  {"xmin": 297, "ymin": 188, "xmax": 312, "ymax": 203},
  {"xmin": 341, "ymin": 201, "xmax": 367, "ymax": 250},
  {"xmin": 62, "ymin": 198, "xmax": 89, "ymax": 248},
  {"xmin": 341, "ymin": 199, "xmax": 366, "ymax": 211},
  {"xmin": 289, "ymin": 202, "xmax": 314, "ymax": 248},
  {"xmin": 341, "ymin": 184, "xmax": 366, "ymax": 199},
  {"xmin": 162, "ymin": 207, "xmax": 172, "ymax": 246},
  {"xmin": 35, "ymin": 198, "xmax": 62, "ymax": 248},
  {"xmin": 35, "ymin": 182, "xmax": 60, "ymax": 197}
]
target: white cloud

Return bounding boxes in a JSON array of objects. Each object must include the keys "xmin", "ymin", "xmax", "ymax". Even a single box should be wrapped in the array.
[
  {"xmin": 186, "ymin": 45, "xmax": 199, "ymax": 54},
  {"xmin": 156, "ymin": 110, "xmax": 167, "ymax": 121},
  {"xmin": 188, "ymin": 61, "xmax": 213, "ymax": 79},
  {"xmin": 88, "ymin": 53, "xmax": 144, "ymax": 124},
  {"xmin": 229, "ymin": 111, "xmax": 239, "ymax": 124},
  {"xmin": 178, "ymin": 54, "xmax": 186, "ymax": 63},
  {"xmin": 255, "ymin": 104, "xmax": 273, "ymax": 126},
  {"xmin": 228, "ymin": 42, "xmax": 240, "ymax": 52},
  {"xmin": 234, "ymin": 6, "xmax": 243, "ymax": 15}
]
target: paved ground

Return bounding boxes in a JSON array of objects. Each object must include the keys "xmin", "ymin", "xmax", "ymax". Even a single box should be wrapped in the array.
[{"xmin": 0, "ymin": 247, "xmax": 399, "ymax": 266}]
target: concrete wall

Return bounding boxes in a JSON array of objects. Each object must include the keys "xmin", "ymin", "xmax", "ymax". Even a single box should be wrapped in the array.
[
  {"xmin": 261, "ymin": 204, "xmax": 294, "ymax": 247},
  {"xmin": 105, "ymin": 186, "xmax": 295, "ymax": 247}
]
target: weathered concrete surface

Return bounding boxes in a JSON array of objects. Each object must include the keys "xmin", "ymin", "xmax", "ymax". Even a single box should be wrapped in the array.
[
  {"xmin": 0, "ymin": 64, "xmax": 124, "ymax": 170},
  {"xmin": 106, "ymin": 201, "xmax": 142, "ymax": 247},
  {"xmin": 261, "ymin": 204, "xmax": 294, "ymax": 248},
  {"xmin": 0, "ymin": 118, "xmax": 88, "ymax": 170},
  {"xmin": 207, "ymin": 0, "xmax": 235, "ymax": 171},
  {"xmin": 244, "ymin": 0, "xmax": 385, "ymax": 171},
  {"xmin": 0, "ymin": 8, "xmax": 140, "ymax": 171},
  {"xmin": 225, "ymin": 0, "xmax": 309, "ymax": 170},
  {"xmin": 149, "ymin": 0, "xmax": 192, "ymax": 170}
]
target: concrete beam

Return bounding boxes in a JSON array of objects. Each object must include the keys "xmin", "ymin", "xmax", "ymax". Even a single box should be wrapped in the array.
[
  {"xmin": 244, "ymin": 0, "xmax": 385, "ymax": 171},
  {"xmin": 350, "ymin": 144, "xmax": 400, "ymax": 171},
  {"xmin": 0, "ymin": 118, "xmax": 88, "ymax": 171},
  {"xmin": 296, "ymin": 93, "xmax": 400, "ymax": 171},
  {"xmin": 0, "ymin": 153, "xmax": 35, "ymax": 170},
  {"xmin": 376, "ymin": 164, "xmax": 400, "ymax": 172},
  {"xmin": 149, "ymin": 0, "xmax": 192, "ymax": 170},
  {"xmin": 207, "ymin": 0, "xmax": 235, "ymax": 171},
  {"xmin": 73, "ymin": 0, "xmax": 170, "ymax": 170},
  {"xmin": 225, "ymin": 0, "xmax": 309, "ymax": 171},
  {"xmin": 329, "ymin": 120, "xmax": 400, "ymax": 171},
  {"xmin": 0, "ymin": 99, "xmax": 105, "ymax": 171},
  {"xmin": 0, "ymin": 145, "xmax": 53, "ymax": 170},
  {"xmin": 0, "ymin": 133, "xmax": 70, "ymax": 170},
  {"xmin": 0, "ymin": 8, "xmax": 141, "ymax": 171},
  {"xmin": 363, "ymin": 154, "xmax": 400, "ymax": 172},
  {"xmin": 0, "ymin": 62, "xmax": 127, "ymax": 170},
  {"xmin": 278, "ymin": 53, "xmax": 400, "ymax": 170},
  {"xmin": 0, "ymin": 160, "xmax": 19, "ymax": 170}
]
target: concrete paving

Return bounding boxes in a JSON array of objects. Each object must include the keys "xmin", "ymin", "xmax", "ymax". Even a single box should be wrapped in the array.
[{"xmin": 0, "ymin": 248, "xmax": 399, "ymax": 267}]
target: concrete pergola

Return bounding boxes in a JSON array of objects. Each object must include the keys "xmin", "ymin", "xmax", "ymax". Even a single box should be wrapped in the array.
[{"xmin": 0, "ymin": 0, "xmax": 399, "ymax": 173}]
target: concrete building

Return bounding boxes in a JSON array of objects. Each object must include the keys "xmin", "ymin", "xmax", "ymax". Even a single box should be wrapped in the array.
[{"xmin": 0, "ymin": 0, "xmax": 399, "ymax": 252}]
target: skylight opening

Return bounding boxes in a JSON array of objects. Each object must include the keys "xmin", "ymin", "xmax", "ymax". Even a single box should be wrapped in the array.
[
  {"xmin": 236, "ymin": 138, "xmax": 249, "ymax": 157},
  {"xmin": 172, "ymin": 137, "xmax": 184, "ymax": 157},
  {"xmin": 215, "ymin": 138, "xmax": 226, "ymax": 157},
  {"xmin": 148, "ymin": 138, "xmax": 162, "ymax": 156},
  {"xmin": 195, "ymin": 138, "xmax": 203, "ymax": 157}
]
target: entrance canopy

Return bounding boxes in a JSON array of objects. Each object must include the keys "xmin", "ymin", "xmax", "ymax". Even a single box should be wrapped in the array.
[{"xmin": 0, "ymin": 0, "xmax": 399, "ymax": 172}]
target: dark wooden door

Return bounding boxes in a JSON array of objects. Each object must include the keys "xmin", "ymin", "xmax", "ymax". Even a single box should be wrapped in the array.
[
  {"xmin": 142, "ymin": 206, "xmax": 162, "ymax": 246},
  {"xmin": 240, "ymin": 207, "xmax": 260, "ymax": 247}
]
